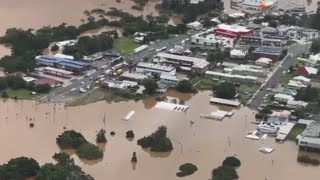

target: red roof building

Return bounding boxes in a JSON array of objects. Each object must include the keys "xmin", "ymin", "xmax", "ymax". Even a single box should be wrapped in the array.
[
  {"xmin": 215, "ymin": 24, "xmax": 254, "ymax": 38},
  {"xmin": 34, "ymin": 78, "xmax": 58, "ymax": 86},
  {"xmin": 296, "ymin": 66, "xmax": 318, "ymax": 76}
]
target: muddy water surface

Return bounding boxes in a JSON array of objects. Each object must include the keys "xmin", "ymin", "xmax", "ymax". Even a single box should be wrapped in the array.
[{"xmin": 0, "ymin": 91, "xmax": 319, "ymax": 180}]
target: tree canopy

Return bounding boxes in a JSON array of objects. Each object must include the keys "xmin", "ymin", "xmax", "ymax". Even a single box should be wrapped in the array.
[
  {"xmin": 310, "ymin": 39, "xmax": 320, "ymax": 54},
  {"xmin": 77, "ymin": 143, "xmax": 103, "ymax": 160},
  {"xmin": 142, "ymin": 79, "xmax": 158, "ymax": 94},
  {"xmin": 177, "ymin": 80, "xmax": 194, "ymax": 93},
  {"xmin": 211, "ymin": 165, "xmax": 239, "ymax": 180},
  {"xmin": 56, "ymin": 130, "xmax": 88, "ymax": 149},
  {"xmin": 295, "ymin": 85, "xmax": 319, "ymax": 102},
  {"xmin": 222, "ymin": 156, "xmax": 241, "ymax": 168},
  {"xmin": 0, "ymin": 157, "xmax": 40, "ymax": 180},
  {"xmin": 96, "ymin": 129, "xmax": 107, "ymax": 143},
  {"xmin": 176, "ymin": 163, "xmax": 198, "ymax": 177},
  {"xmin": 137, "ymin": 125, "xmax": 173, "ymax": 152},
  {"xmin": 214, "ymin": 82, "xmax": 236, "ymax": 99}
]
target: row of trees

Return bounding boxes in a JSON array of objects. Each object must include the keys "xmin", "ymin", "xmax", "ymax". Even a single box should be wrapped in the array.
[
  {"xmin": 0, "ymin": 153, "xmax": 93, "ymax": 180},
  {"xmin": 56, "ymin": 130, "xmax": 103, "ymax": 160}
]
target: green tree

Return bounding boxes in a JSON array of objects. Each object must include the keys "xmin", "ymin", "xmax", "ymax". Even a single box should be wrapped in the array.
[
  {"xmin": 0, "ymin": 77, "xmax": 7, "ymax": 90},
  {"xmin": 177, "ymin": 80, "xmax": 194, "ymax": 93},
  {"xmin": 310, "ymin": 39, "xmax": 320, "ymax": 54},
  {"xmin": 126, "ymin": 130, "xmax": 135, "ymax": 138},
  {"xmin": 77, "ymin": 143, "xmax": 103, "ymax": 160},
  {"xmin": 96, "ymin": 129, "xmax": 107, "ymax": 143},
  {"xmin": 214, "ymin": 82, "xmax": 236, "ymax": 99},
  {"xmin": 5, "ymin": 75, "xmax": 26, "ymax": 90},
  {"xmin": 36, "ymin": 84, "xmax": 52, "ymax": 93},
  {"xmin": 56, "ymin": 130, "xmax": 88, "ymax": 149},
  {"xmin": 176, "ymin": 163, "xmax": 198, "ymax": 177},
  {"xmin": 0, "ymin": 157, "xmax": 40, "ymax": 180},
  {"xmin": 1, "ymin": 91, "xmax": 8, "ymax": 98},
  {"xmin": 137, "ymin": 125, "xmax": 173, "ymax": 152},
  {"xmin": 222, "ymin": 156, "xmax": 241, "ymax": 168},
  {"xmin": 212, "ymin": 165, "xmax": 239, "ymax": 180},
  {"xmin": 295, "ymin": 85, "xmax": 319, "ymax": 102},
  {"xmin": 142, "ymin": 79, "xmax": 158, "ymax": 94}
]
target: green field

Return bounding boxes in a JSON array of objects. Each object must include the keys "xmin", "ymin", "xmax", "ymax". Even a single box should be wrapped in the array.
[
  {"xmin": 114, "ymin": 38, "xmax": 139, "ymax": 56},
  {"xmin": 287, "ymin": 124, "xmax": 307, "ymax": 140},
  {"xmin": 279, "ymin": 72, "xmax": 295, "ymax": 84},
  {"xmin": 6, "ymin": 89, "xmax": 40, "ymax": 100},
  {"xmin": 193, "ymin": 78, "xmax": 222, "ymax": 90}
]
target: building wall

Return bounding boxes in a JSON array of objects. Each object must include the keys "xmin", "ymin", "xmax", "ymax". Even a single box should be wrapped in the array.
[
  {"xmin": 192, "ymin": 65, "xmax": 209, "ymax": 74},
  {"xmin": 136, "ymin": 66, "xmax": 176, "ymax": 76}
]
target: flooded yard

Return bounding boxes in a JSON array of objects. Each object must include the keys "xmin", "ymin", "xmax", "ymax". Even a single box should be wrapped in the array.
[{"xmin": 0, "ymin": 91, "xmax": 319, "ymax": 179}]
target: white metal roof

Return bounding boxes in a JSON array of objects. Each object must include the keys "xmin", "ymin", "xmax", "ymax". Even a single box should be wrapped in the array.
[
  {"xmin": 293, "ymin": 76, "xmax": 310, "ymax": 82},
  {"xmin": 210, "ymin": 97, "xmax": 241, "ymax": 106},
  {"xmin": 137, "ymin": 62, "xmax": 175, "ymax": 72},
  {"xmin": 44, "ymin": 67, "xmax": 73, "ymax": 75},
  {"xmin": 156, "ymin": 53, "xmax": 209, "ymax": 69}
]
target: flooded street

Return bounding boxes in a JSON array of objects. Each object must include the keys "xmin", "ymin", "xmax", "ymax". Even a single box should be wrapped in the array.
[{"xmin": 0, "ymin": 91, "xmax": 319, "ymax": 179}]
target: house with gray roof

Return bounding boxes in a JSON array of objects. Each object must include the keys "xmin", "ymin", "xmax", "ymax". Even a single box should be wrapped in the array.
[{"xmin": 297, "ymin": 121, "xmax": 320, "ymax": 150}]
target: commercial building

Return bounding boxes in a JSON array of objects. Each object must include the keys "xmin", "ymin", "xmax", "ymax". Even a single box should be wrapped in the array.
[
  {"xmin": 277, "ymin": 25, "xmax": 319, "ymax": 40},
  {"xmin": 240, "ymin": 0, "xmax": 277, "ymax": 11},
  {"xmin": 136, "ymin": 62, "xmax": 176, "ymax": 76},
  {"xmin": 280, "ymin": 3, "xmax": 306, "ymax": 15},
  {"xmin": 297, "ymin": 121, "xmax": 320, "ymax": 150},
  {"xmin": 120, "ymin": 71, "xmax": 148, "ymax": 82},
  {"xmin": 215, "ymin": 24, "xmax": 254, "ymax": 38},
  {"xmin": 36, "ymin": 55, "xmax": 90, "ymax": 72},
  {"xmin": 251, "ymin": 47, "xmax": 283, "ymax": 61},
  {"xmin": 187, "ymin": 21, "xmax": 203, "ymax": 30},
  {"xmin": 191, "ymin": 30, "xmax": 222, "ymax": 46},
  {"xmin": 159, "ymin": 74, "xmax": 180, "ymax": 87},
  {"xmin": 205, "ymin": 71, "xmax": 259, "ymax": 84},
  {"xmin": 210, "ymin": 97, "xmax": 241, "ymax": 107},
  {"xmin": 43, "ymin": 67, "xmax": 73, "ymax": 78},
  {"xmin": 156, "ymin": 53, "xmax": 209, "ymax": 74}
]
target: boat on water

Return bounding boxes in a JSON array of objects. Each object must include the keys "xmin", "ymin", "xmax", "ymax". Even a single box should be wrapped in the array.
[{"xmin": 257, "ymin": 121, "xmax": 280, "ymax": 134}]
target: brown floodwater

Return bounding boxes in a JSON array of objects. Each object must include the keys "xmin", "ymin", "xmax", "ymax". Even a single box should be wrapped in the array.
[
  {"xmin": 0, "ymin": 0, "xmax": 160, "ymax": 57},
  {"xmin": 0, "ymin": 91, "xmax": 319, "ymax": 180}
]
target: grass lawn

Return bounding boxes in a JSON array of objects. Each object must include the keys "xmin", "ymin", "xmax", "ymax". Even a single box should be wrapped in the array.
[
  {"xmin": 104, "ymin": 90, "xmax": 145, "ymax": 103},
  {"xmin": 237, "ymin": 84, "xmax": 261, "ymax": 93},
  {"xmin": 287, "ymin": 124, "xmax": 307, "ymax": 140},
  {"xmin": 6, "ymin": 89, "xmax": 39, "ymax": 100},
  {"xmin": 114, "ymin": 38, "xmax": 139, "ymax": 56},
  {"xmin": 194, "ymin": 78, "xmax": 222, "ymax": 90},
  {"xmin": 279, "ymin": 72, "xmax": 295, "ymax": 84}
]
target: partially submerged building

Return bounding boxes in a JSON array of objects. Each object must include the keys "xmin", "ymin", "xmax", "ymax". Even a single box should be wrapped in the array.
[{"xmin": 297, "ymin": 121, "xmax": 320, "ymax": 150}]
